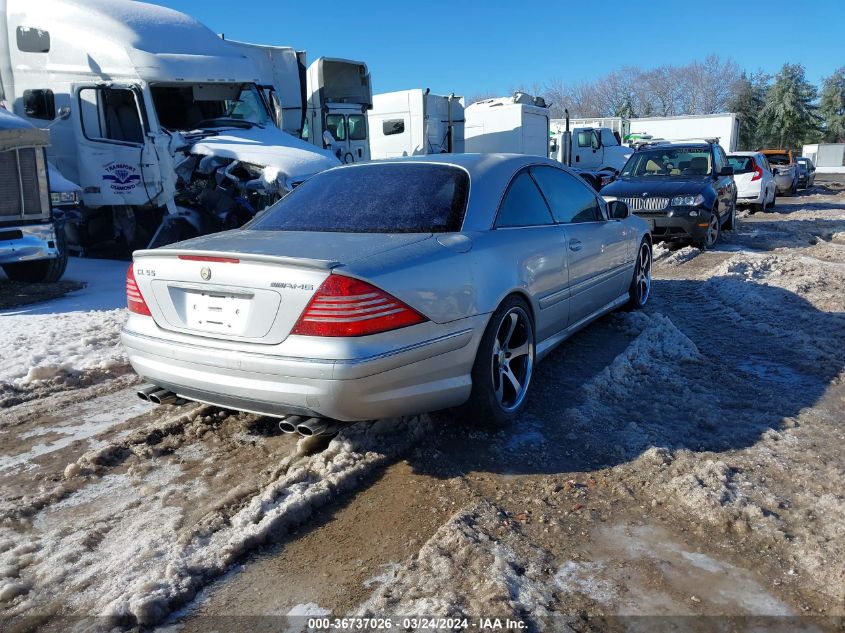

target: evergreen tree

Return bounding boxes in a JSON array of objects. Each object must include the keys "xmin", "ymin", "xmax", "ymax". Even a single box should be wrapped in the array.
[
  {"xmin": 727, "ymin": 71, "xmax": 769, "ymax": 150},
  {"xmin": 819, "ymin": 67, "xmax": 845, "ymax": 142},
  {"xmin": 757, "ymin": 64, "xmax": 821, "ymax": 149}
]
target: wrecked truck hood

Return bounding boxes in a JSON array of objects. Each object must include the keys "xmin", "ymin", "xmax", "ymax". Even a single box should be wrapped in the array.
[{"xmin": 188, "ymin": 125, "xmax": 340, "ymax": 187}]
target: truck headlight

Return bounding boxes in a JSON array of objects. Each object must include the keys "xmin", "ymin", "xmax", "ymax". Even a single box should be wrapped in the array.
[
  {"xmin": 671, "ymin": 194, "xmax": 705, "ymax": 207},
  {"xmin": 51, "ymin": 191, "xmax": 80, "ymax": 206}
]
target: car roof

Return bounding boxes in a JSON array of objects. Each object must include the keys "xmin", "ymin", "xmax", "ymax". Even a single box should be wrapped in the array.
[
  {"xmin": 332, "ymin": 154, "xmax": 570, "ymax": 231},
  {"xmin": 728, "ymin": 151, "xmax": 759, "ymax": 156}
]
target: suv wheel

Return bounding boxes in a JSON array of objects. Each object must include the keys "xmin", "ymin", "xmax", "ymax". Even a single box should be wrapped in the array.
[{"xmin": 697, "ymin": 210, "xmax": 720, "ymax": 249}]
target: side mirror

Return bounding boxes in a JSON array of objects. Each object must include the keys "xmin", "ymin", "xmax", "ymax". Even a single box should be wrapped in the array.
[
  {"xmin": 608, "ymin": 200, "xmax": 630, "ymax": 220},
  {"xmin": 57, "ymin": 106, "xmax": 71, "ymax": 121},
  {"xmin": 719, "ymin": 166, "xmax": 734, "ymax": 176},
  {"xmin": 771, "ymin": 167, "xmax": 779, "ymax": 175}
]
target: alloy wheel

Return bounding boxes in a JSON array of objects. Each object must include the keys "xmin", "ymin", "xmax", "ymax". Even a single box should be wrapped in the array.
[
  {"xmin": 490, "ymin": 307, "xmax": 534, "ymax": 413},
  {"xmin": 705, "ymin": 213, "xmax": 719, "ymax": 247},
  {"xmin": 635, "ymin": 242, "xmax": 652, "ymax": 306}
]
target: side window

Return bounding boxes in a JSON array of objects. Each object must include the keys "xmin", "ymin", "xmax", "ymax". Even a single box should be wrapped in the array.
[
  {"xmin": 530, "ymin": 166, "xmax": 603, "ymax": 224},
  {"xmin": 495, "ymin": 171, "xmax": 554, "ymax": 228},
  {"xmin": 23, "ymin": 89, "xmax": 55, "ymax": 120},
  {"xmin": 713, "ymin": 147, "xmax": 726, "ymax": 173},
  {"xmin": 16, "ymin": 26, "xmax": 50, "ymax": 53},
  {"xmin": 576, "ymin": 130, "xmax": 591, "ymax": 148},
  {"xmin": 348, "ymin": 114, "xmax": 367, "ymax": 141},
  {"xmin": 382, "ymin": 119, "xmax": 405, "ymax": 136},
  {"xmin": 79, "ymin": 87, "xmax": 144, "ymax": 144},
  {"xmin": 326, "ymin": 114, "xmax": 346, "ymax": 141}
]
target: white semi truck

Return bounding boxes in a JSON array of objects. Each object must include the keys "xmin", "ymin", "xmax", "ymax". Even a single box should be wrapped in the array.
[
  {"xmin": 628, "ymin": 113, "xmax": 741, "ymax": 152},
  {"xmin": 464, "ymin": 93, "xmax": 550, "ymax": 157},
  {"xmin": 549, "ymin": 115, "xmax": 633, "ymax": 173},
  {"xmin": 225, "ymin": 41, "xmax": 373, "ymax": 164},
  {"xmin": 0, "ymin": 0, "xmax": 339, "ymax": 252},
  {"xmin": 368, "ymin": 89, "xmax": 464, "ymax": 159}
]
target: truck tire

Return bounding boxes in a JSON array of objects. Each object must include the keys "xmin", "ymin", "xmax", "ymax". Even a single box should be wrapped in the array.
[{"xmin": 2, "ymin": 225, "xmax": 69, "ymax": 283}]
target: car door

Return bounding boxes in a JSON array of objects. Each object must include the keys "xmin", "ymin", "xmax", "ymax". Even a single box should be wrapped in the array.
[
  {"xmin": 530, "ymin": 165, "xmax": 629, "ymax": 326},
  {"xmin": 712, "ymin": 145, "xmax": 733, "ymax": 218},
  {"xmin": 492, "ymin": 169, "xmax": 570, "ymax": 341}
]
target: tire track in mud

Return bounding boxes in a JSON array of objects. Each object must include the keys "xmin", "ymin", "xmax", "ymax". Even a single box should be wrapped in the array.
[{"xmin": 0, "ymin": 375, "xmax": 438, "ymax": 628}]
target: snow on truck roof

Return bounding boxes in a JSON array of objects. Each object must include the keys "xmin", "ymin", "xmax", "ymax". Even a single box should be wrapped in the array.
[{"xmin": 9, "ymin": 0, "xmax": 260, "ymax": 83}]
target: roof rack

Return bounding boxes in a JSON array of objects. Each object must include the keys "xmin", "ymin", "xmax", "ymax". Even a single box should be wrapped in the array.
[{"xmin": 633, "ymin": 137, "xmax": 720, "ymax": 150}]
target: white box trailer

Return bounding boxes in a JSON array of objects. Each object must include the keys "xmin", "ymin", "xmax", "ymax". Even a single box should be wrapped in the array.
[
  {"xmin": 627, "ymin": 113, "xmax": 741, "ymax": 152},
  {"xmin": 0, "ymin": 0, "xmax": 338, "ymax": 252},
  {"xmin": 368, "ymin": 89, "xmax": 464, "ymax": 159},
  {"xmin": 464, "ymin": 93, "xmax": 550, "ymax": 157},
  {"xmin": 803, "ymin": 143, "xmax": 845, "ymax": 173}
]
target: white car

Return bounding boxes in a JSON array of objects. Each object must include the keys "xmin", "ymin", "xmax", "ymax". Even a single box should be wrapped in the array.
[{"xmin": 727, "ymin": 152, "xmax": 777, "ymax": 213}]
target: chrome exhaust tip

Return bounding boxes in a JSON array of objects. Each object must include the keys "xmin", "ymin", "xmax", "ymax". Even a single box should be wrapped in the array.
[
  {"xmin": 137, "ymin": 385, "xmax": 159, "ymax": 401},
  {"xmin": 148, "ymin": 389, "xmax": 178, "ymax": 405},
  {"xmin": 278, "ymin": 415, "xmax": 303, "ymax": 434},
  {"xmin": 295, "ymin": 417, "xmax": 343, "ymax": 437}
]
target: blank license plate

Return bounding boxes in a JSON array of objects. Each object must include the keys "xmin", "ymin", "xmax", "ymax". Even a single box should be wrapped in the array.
[{"xmin": 185, "ymin": 291, "xmax": 248, "ymax": 331}]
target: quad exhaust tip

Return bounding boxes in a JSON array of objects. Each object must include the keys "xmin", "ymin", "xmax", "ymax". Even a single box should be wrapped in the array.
[
  {"xmin": 138, "ymin": 385, "xmax": 177, "ymax": 405},
  {"xmin": 279, "ymin": 415, "xmax": 346, "ymax": 437}
]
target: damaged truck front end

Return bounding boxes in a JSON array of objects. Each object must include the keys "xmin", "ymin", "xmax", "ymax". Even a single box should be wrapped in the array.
[
  {"xmin": 70, "ymin": 80, "xmax": 339, "ymax": 253},
  {"xmin": 144, "ymin": 81, "xmax": 339, "ymax": 248}
]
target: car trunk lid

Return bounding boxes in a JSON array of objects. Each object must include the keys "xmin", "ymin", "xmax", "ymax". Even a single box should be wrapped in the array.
[{"xmin": 132, "ymin": 231, "xmax": 431, "ymax": 345}]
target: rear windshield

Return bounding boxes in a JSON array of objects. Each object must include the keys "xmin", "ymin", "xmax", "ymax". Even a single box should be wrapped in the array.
[
  {"xmin": 765, "ymin": 153, "xmax": 790, "ymax": 165},
  {"xmin": 728, "ymin": 156, "xmax": 755, "ymax": 173},
  {"xmin": 249, "ymin": 163, "xmax": 469, "ymax": 233}
]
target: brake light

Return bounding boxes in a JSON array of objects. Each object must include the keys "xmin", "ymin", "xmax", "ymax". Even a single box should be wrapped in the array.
[
  {"xmin": 126, "ymin": 266, "xmax": 152, "ymax": 316},
  {"xmin": 177, "ymin": 255, "xmax": 240, "ymax": 263},
  {"xmin": 751, "ymin": 162, "xmax": 763, "ymax": 181},
  {"xmin": 291, "ymin": 274, "xmax": 427, "ymax": 337}
]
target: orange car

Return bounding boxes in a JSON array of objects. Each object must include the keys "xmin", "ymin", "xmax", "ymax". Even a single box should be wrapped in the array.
[{"xmin": 759, "ymin": 149, "xmax": 799, "ymax": 195}]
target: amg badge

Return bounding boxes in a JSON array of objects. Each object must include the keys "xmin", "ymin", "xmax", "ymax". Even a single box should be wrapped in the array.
[{"xmin": 271, "ymin": 282, "xmax": 314, "ymax": 291}]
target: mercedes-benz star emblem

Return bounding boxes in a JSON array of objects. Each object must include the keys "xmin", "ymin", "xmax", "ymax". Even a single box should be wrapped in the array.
[{"xmin": 200, "ymin": 267, "xmax": 211, "ymax": 281}]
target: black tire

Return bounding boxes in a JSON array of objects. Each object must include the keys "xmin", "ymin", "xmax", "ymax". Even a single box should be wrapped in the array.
[
  {"xmin": 723, "ymin": 197, "xmax": 737, "ymax": 231},
  {"xmin": 624, "ymin": 239, "xmax": 652, "ymax": 310},
  {"xmin": 460, "ymin": 296, "xmax": 535, "ymax": 427},
  {"xmin": 695, "ymin": 209, "xmax": 720, "ymax": 250},
  {"xmin": 2, "ymin": 224, "xmax": 68, "ymax": 282},
  {"xmin": 769, "ymin": 192, "xmax": 776, "ymax": 210}
]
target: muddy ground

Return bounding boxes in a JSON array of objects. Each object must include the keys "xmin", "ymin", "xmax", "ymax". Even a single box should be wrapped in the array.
[{"xmin": 1, "ymin": 179, "xmax": 843, "ymax": 632}]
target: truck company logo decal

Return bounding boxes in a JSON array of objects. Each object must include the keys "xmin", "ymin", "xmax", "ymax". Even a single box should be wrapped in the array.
[{"xmin": 103, "ymin": 163, "xmax": 141, "ymax": 192}]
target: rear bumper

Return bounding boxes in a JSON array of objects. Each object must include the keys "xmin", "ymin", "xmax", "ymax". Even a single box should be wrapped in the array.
[
  {"xmin": 121, "ymin": 319, "xmax": 484, "ymax": 421},
  {"xmin": 774, "ymin": 174, "xmax": 793, "ymax": 193},
  {"xmin": 736, "ymin": 188, "xmax": 764, "ymax": 204},
  {"xmin": 0, "ymin": 223, "xmax": 59, "ymax": 265}
]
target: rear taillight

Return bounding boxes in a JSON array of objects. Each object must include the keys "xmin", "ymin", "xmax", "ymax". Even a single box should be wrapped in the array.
[
  {"xmin": 751, "ymin": 162, "xmax": 763, "ymax": 181},
  {"xmin": 291, "ymin": 274, "xmax": 427, "ymax": 337},
  {"xmin": 126, "ymin": 266, "xmax": 152, "ymax": 316}
]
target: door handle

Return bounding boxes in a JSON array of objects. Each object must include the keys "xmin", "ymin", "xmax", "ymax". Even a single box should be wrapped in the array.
[{"xmin": 569, "ymin": 239, "xmax": 583, "ymax": 252}]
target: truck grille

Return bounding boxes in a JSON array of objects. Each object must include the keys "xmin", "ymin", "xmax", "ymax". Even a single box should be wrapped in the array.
[
  {"xmin": 621, "ymin": 196, "xmax": 670, "ymax": 212},
  {"xmin": 0, "ymin": 148, "xmax": 46, "ymax": 220}
]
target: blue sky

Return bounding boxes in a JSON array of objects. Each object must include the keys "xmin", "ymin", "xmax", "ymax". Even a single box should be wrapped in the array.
[{"xmin": 158, "ymin": 0, "xmax": 845, "ymax": 97}]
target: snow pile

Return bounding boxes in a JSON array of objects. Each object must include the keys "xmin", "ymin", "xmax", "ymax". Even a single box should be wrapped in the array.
[
  {"xmin": 357, "ymin": 501, "xmax": 555, "ymax": 622},
  {"xmin": 652, "ymin": 243, "xmax": 700, "ymax": 267},
  {"xmin": 0, "ymin": 415, "xmax": 432, "ymax": 625},
  {"xmin": 1, "ymin": 258, "xmax": 131, "ymax": 391},
  {"xmin": 0, "ymin": 310, "xmax": 128, "ymax": 387},
  {"xmin": 709, "ymin": 251, "xmax": 845, "ymax": 313}
]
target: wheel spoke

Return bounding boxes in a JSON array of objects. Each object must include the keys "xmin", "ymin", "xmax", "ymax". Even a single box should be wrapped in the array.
[
  {"xmin": 503, "ymin": 367, "xmax": 522, "ymax": 396},
  {"xmin": 493, "ymin": 367, "xmax": 504, "ymax": 403},
  {"xmin": 508, "ymin": 341, "xmax": 530, "ymax": 360},
  {"xmin": 500, "ymin": 312, "xmax": 518, "ymax": 348}
]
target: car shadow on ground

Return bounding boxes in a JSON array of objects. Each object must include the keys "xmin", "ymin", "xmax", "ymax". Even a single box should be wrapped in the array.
[{"xmin": 407, "ymin": 277, "xmax": 845, "ymax": 480}]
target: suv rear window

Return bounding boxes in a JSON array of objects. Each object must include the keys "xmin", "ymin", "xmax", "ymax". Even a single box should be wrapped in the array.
[
  {"xmin": 250, "ymin": 163, "xmax": 469, "ymax": 233},
  {"xmin": 728, "ymin": 156, "xmax": 754, "ymax": 173},
  {"xmin": 765, "ymin": 153, "xmax": 790, "ymax": 165}
]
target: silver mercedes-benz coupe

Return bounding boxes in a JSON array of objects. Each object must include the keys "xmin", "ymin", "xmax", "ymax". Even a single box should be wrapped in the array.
[{"xmin": 122, "ymin": 154, "xmax": 651, "ymax": 429}]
